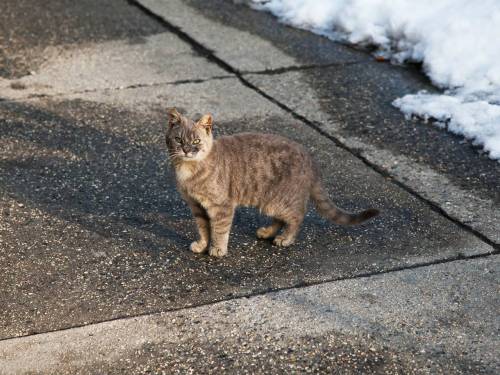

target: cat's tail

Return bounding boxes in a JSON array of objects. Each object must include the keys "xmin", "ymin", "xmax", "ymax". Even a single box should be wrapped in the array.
[{"xmin": 310, "ymin": 180, "xmax": 380, "ymax": 226}]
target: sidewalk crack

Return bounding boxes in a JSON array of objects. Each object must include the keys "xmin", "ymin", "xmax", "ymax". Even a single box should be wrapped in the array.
[
  {"xmin": 0, "ymin": 75, "xmax": 232, "ymax": 103},
  {"xmin": 241, "ymin": 61, "xmax": 365, "ymax": 75}
]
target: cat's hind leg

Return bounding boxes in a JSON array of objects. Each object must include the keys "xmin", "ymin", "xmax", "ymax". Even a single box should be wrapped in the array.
[
  {"xmin": 272, "ymin": 199, "xmax": 307, "ymax": 247},
  {"xmin": 256, "ymin": 219, "xmax": 283, "ymax": 239},
  {"xmin": 273, "ymin": 217, "xmax": 302, "ymax": 247}
]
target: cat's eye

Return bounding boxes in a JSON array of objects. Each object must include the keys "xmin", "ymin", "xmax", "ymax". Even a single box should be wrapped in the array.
[
  {"xmin": 174, "ymin": 137, "xmax": 182, "ymax": 143},
  {"xmin": 192, "ymin": 139, "xmax": 201, "ymax": 145}
]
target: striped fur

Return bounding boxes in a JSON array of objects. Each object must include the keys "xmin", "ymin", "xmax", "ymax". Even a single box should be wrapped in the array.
[{"xmin": 310, "ymin": 180, "xmax": 380, "ymax": 226}]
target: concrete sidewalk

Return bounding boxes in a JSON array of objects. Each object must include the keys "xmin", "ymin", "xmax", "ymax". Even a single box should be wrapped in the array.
[
  {"xmin": 2, "ymin": 257, "xmax": 498, "ymax": 374},
  {"xmin": 0, "ymin": 0, "xmax": 498, "ymax": 373}
]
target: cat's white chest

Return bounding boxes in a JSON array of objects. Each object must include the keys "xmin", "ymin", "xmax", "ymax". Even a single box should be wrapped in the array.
[{"xmin": 175, "ymin": 164, "xmax": 193, "ymax": 182}]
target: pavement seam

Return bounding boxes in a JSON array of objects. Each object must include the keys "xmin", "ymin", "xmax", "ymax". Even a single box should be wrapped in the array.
[
  {"xmin": 0, "ymin": 249, "xmax": 497, "ymax": 344},
  {"xmin": 239, "ymin": 60, "xmax": 366, "ymax": 75},
  {"xmin": 129, "ymin": 0, "xmax": 500, "ymax": 252},
  {"xmin": 0, "ymin": 75, "xmax": 233, "ymax": 103}
]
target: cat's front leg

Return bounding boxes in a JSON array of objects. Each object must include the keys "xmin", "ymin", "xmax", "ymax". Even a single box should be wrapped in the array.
[
  {"xmin": 207, "ymin": 204, "xmax": 235, "ymax": 257},
  {"xmin": 186, "ymin": 198, "xmax": 210, "ymax": 254}
]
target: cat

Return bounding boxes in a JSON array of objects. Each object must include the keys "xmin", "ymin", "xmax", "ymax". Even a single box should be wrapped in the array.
[{"xmin": 165, "ymin": 108, "xmax": 379, "ymax": 257}]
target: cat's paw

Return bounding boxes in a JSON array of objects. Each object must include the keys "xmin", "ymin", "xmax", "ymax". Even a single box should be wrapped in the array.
[
  {"xmin": 256, "ymin": 226, "xmax": 275, "ymax": 239},
  {"xmin": 190, "ymin": 240, "xmax": 208, "ymax": 254},
  {"xmin": 273, "ymin": 235, "xmax": 294, "ymax": 247},
  {"xmin": 209, "ymin": 246, "xmax": 228, "ymax": 257}
]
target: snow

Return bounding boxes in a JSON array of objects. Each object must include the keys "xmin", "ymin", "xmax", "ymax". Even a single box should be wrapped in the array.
[{"xmin": 246, "ymin": 0, "xmax": 500, "ymax": 160}]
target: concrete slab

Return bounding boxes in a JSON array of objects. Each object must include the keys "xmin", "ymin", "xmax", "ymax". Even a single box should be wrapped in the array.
[
  {"xmin": 0, "ymin": 33, "xmax": 229, "ymax": 100},
  {"xmin": 136, "ymin": 0, "xmax": 369, "ymax": 72},
  {"xmin": 0, "ymin": 78, "xmax": 492, "ymax": 340},
  {"xmin": 1, "ymin": 256, "xmax": 498, "ymax": 374},
  {"xmin": 0, "ymin": 0, "xmax": 166, "ymax": 79},
  {"xmin": 245, "ymin": 66, "xmax": 500, "ymax": 244}
]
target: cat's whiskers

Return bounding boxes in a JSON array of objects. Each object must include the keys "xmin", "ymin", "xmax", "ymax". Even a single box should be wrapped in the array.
[{"xmin": 168, "ymin": 150, "xmax": 184, "ymax": 160}]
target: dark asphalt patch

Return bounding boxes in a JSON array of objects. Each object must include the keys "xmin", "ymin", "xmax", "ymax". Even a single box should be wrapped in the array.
[
  {"xmin": 0, "ymin": 0, "xmax": 166, "ymax": 78},
  {"xmin": 0, "ymin": 92, "xmax": 489, "ymax": 339}
]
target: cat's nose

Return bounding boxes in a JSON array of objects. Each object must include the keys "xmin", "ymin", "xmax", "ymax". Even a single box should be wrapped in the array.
[{"xmin": 182, "ymin": 147, "xmax": 193, "ymax": 157}]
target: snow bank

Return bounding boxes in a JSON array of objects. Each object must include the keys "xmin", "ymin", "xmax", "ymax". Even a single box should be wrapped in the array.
[{"xmin": 246, "ymin": 0, "xmax": 500, "ymax": 160}]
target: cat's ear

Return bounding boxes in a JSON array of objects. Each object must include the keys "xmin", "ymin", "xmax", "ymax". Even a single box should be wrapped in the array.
[
  {"xmin": 197, "ymin": 114, "xmax": 213, "ymax": 135},
  {"xmin": 167, "ymin": 107, "xmax": 182, "ymax": 128}
]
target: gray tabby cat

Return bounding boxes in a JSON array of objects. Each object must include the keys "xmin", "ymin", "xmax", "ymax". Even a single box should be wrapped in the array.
[{"xmin": 166, "ymin": 108, "xmax": 379, "ymax": 257}]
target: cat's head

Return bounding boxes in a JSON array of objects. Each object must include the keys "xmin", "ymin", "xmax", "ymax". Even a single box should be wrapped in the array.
[{"xmin": 165, "ymin": 108, "xmax": 214, "ymax": 162}]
